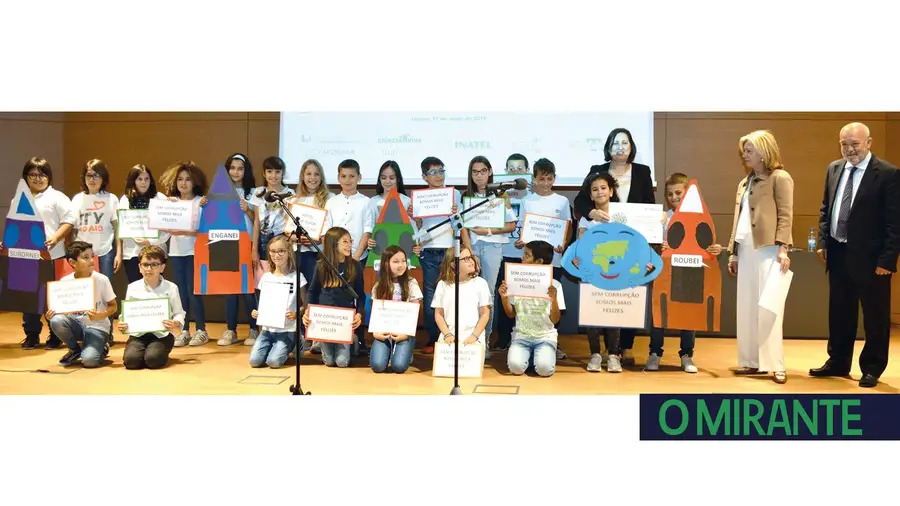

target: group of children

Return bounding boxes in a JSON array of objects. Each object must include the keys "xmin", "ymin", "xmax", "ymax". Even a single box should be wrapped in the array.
[{"xmin": 8, "ymin": 151, "xmax": 717, "ymax": 377}]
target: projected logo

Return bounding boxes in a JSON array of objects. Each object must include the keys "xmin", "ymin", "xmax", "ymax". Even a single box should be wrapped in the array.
[
  {"xmin": 306, "ymin": 148, "xmax": 356, "ymax": 157},
  {"xmin": 511, "ymin": 137, "xmax": 542, "ymax": 154},
  {"xmin": 377, "ymin": 134, "xmax": 422, "ymax": 144},
  {"xmin": 454, "ymin": 141, "xmax": 492, "ymax": 150}
]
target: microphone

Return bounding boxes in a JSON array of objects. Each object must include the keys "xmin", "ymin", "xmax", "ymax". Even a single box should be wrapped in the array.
[
  {"xmin": 262, "ymin": 190, "xmax": 294, "ymax": 203},
  {"xmin": 485, "ymin": 178, "xmax": 529, "ymax": 193}
]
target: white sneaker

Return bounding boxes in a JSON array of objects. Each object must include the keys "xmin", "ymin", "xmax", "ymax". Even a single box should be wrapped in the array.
[
  {"xmin": 645, "ymin": 353, "xmax": 661, "ymax": 371},
  {"xmin": 173, "ymin": 331, "xmax": 191, "ymax": 347},
  {"xmin": 189, "ymin": 330, "xmax": 209, "ymax": 346},
  {"xmin": 681, "ymin": 355, "xmax": 698, "ymax": 373},
  {"xmin": 218, "ymin": 330, "xmax": 239, "ymax": 346},
  {"xmin": 587, "ymin": 353, "xmax": 603, "ymax": 372},
  {"xmin": 556, "ymin": 347, "xmax": 568, "ymax": 360},
  {"xmin": 606, "ymin": 355, "xmax": 623, "ymax": 373},
  {"xmin": 244, "ymin": 328, "xmax": 259, "ymax": 346}
]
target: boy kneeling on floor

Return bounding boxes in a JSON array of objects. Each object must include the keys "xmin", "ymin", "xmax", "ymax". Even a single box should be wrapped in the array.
[{"xmin": 118, "ymin": 245, "xmax": 186, "ymax": 370}]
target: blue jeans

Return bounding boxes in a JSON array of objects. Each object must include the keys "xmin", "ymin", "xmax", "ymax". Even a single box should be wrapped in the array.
[
  {"xmin": 472, "ymin": 241, "xmax": 503, "ymax": 339},
  {"xmin": 369, "ymin": 338, "xmax": 413, "ymax": 373},
  {"xmin": 48, "ymin": 314, "xmax": 109, "ymax": 368},
  {"xmin": 98, "ymin": 249, "xmax": 115, "ymax": 282},
  {"xmin": 226, "ymin": 294, "xmax": 258, "ymax": 331},
  {"xmin": 649, "ymin": 327, "xmax": 695, "ymax": 357},
  {"xmin": 507, "ymin": 338, "xmax": 556, "ymax": 377},
  {"xmin": 249, "ymin": 330, "xmax": 296, "ymax": 368},
  {"xmin": 169, "ymin": 255, "xmax": 206, "ymax": 332},
  {"xmin": 322, "ymin": 342, "xmax": 351, "ymax": 367},
  {"xmin": 420, "ymin": 248, "xmax": 446, "ymax": 346}
]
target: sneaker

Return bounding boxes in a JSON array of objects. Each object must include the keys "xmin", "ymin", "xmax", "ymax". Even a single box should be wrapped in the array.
[
  {"xmin": 189, "ymin": 330, "xmax": 209, "ymax": 346},
  {"xmin": 58, "ymin": 350, "xmax": 81, "ymax": 366},
  {"xmin": 621, "ymin": 348, "xmax": 634, "ymax": 366},
  {"xmin": 21, "ymin": 335, "xmax": 40, "ymax": 350},
  {"xmin": 681, "ymin": 355, "xmax": 698, "ymax": 373},
  {"xmin": 218, "ymin": 330, "xmax": 239, "ymax": 346},
  {"xmin": 645, "ymin": 353, "xmax": 661, "ymax": 371},
  {"xmin": 44, "ymin": 335, "xmax": 63, "ymax": 350},
  {"xmin": 556, "ymin": 347, "xmax": 568, "ymax": 360},
  {"xmin": 607, "ymin": 355, "xmax": 623, "ymax": 373},
  {"xmin": 244, "ymin": 328, "xmax": 258, "ymax": 346},
  {"xmin": 173, "ymin": 331, "xmax": 191, "ymax": 347},
  {"xmin": 310, "ymin": 340, "xmax": 322, "ymax": 354},
  {"xmin": 587, "ymin": 353, "xmax": 603, "ymax": 372}
]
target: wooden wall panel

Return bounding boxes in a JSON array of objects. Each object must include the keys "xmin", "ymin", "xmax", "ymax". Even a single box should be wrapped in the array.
[{"xmin": 247, "ymin": 119, "xmax": 280, "ymax": 179}]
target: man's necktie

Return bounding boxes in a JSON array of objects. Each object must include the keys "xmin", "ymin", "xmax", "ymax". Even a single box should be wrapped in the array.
[{"xmin": 834, "ymin": 166, "xmax": 858, "ymax": 242}]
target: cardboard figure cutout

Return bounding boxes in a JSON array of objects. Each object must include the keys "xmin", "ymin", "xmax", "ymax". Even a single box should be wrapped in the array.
[
  {"xmin": 194, "ymin": 164, "xmax": 254, "ymax": 295},
  {"xmin": 0, "ymin": 179, "xmax": 56, "ymax": 313},
  {"xmin": 366, "ymin": 188, "xmax": 420, "ymax": 268},
  {"xmin": 562, "ymin": 222, "xmax": 662, "ymax": 290},
  {"xmin": 652, "ymin": 179, "xmax": 721, "ymax": 332}
]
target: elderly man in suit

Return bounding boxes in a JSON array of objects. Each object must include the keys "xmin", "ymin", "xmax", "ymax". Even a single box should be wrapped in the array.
[{"xmin": 810, "ymin": 122, "xmax": 900, "ymax": 388}]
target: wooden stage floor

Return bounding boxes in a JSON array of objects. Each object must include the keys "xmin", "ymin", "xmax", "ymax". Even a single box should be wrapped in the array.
[{"xmin": 1, "ymin": 313, "xmax": 898, "ymax": 395}]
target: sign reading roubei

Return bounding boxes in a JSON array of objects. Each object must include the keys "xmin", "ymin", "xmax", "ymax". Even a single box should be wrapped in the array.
[{"xmin": 639, "ymin": 394, "xmax": 900, "ymax": 440}]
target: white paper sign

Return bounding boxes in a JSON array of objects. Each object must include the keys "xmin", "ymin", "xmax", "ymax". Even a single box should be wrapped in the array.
[
  {"xmin": 578, "ymin": 283, "xmax": 647, "ymax": 329},
  {"xmin": 117, "ymin": 210, "xmax": 159, "ymax": 239},
  {"xmin": 432, "ymin": 342, "xmax": 484, "ymax": 378},
  {"xmin": 283, "ymin": 203, "xmax": 328, "ymax": 239},
  {"xmin": 148, "ymin": 199, "xmax": 196, "ymax": 231},
  {"xmin": 412, "ymin": 187, "xmax": 455, "ymax": 218},
  {"xmin": 368, "ymin": 300, "xmax": 419, "ymax": 336},
  {"xmin": 462, "ymin": 197, "xmax": 506, "ymax": 229},
  {"xmin": 305, "ymin": 304, "xmax": 355, "ymax": 343},
  {"xmin": 47, "ymin": 277, "xmax": 95, "ymax": 314},
  {"xmin": 759, "ymin": 264, "xmax": 793, "ymax": 318},
  {"xmin": 8, "ymin": 248, "xmax": 42, "ymax": 260},
  {"xmin": 505, "ymin": 263, "xmax": 553, "ymax": 299},
  {"xmin": 208, "ymin": 229, "xmax": 239, "ymax": 245},
  {"xmin": 671, "ymin": 254, "xmax": 706, "ymax": 268},
  {"xmin": 256, "ymin": 281, "xmax": 291, "ymax": 328},
  {"xmin": 122, "ymin": 298, "xmax": 171, "ymax": 334},
  {"xmin": 608, "ymin": 203, "xmax": 665, "ymax": 243},
  {"xmin": 521, "ymin": 213, "xmax": 569, "ymax": 248}
]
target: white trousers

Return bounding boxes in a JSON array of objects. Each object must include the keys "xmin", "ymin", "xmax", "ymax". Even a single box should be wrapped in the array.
[{"xmin": 735, "ymin": 238, "xmax": 785, "ymax": 372}]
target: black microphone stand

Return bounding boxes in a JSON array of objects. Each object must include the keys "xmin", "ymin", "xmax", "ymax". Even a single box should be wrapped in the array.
[
  {"xmin": 269, "ymin": 192, "xmax": 360, "ymax": 396},
  {"xmin": 421, "ymin": 186, "xmax": 510, "ymax": 395}
]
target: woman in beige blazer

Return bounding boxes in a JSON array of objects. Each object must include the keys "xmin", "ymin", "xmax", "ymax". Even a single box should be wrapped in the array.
[{"xmin": 726, "ymin": 130, "xmax": 794, "ymax": 384}]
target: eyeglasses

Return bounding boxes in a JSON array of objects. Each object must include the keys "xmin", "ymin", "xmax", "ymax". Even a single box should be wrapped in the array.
[
  {"xmin": 425, "ymin": 169, "xmax": 445, "ymax": 176},
  {"xmin": 26, "ymin": 172, "xmax": 47, "ymax": 180},
  {"xmin": 460, "ymin": 256, "xmax": 476, "ymax": 263},
  {"xmin": 269, "ymin": 249, "xmax": 288, "ymax": 257},
  {"xmin": 84, "ymin": 173, "xmax": 101, "ymax": 181},
  {"xmin": 140, "ymin": 262, "xmax": 162, "ymax": 269},
  {"xmin": 471, "ymin": 169, "xmax": 490, "ymax": 176}
]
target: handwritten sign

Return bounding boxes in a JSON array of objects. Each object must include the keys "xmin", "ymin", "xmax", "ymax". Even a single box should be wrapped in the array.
[
  {"xmin": 505, "ymin": 263, "xmax": 553, "ymax": 299},
  {"xmin": 462, "ymin": 197, "xmax": 506, "ymax": 229},
  {"xmin": 411, "ymin": 187, "xmax": 455, "ymax": 218},
  {"xmin": 671, "ymin": 254, "xmax": 706, "ymax": 268},
  {"xmin": 256, "ymin": 281, "xmax": 292, "ymax": 328},
  {"xmin": 368, "ymin": 300, "xmax": 419, "ymax": 336},
  {"xmin": 121, "ymin": 298, "xmax": 170, "ymax": 334},
  {"xmin": 148, "ymin": 199, "xmax": 196, "ymax": 232},
  {"xmin": 283, "ymin": 203, "xmax": 328, "ymax": 239},
  {"xmin": 578, "ymin": 283, "xmax": 647, "ymax": 329},
  {"xmin": 305, "ymin": 304, "xmax": 355, "ymax": 344},
  {"xmin": 47, "ymin": 277, "xmax": 95, "ymax": 314},
  {"xmin": 431, "ymin": 342, "xmax": 484, "ymax": 378},
  {"xmin": 117, "ymin": 210, "xmax": 159, "ymax": 239},
  {"xmin": 608, "ymin": 203, "xmax": 664, "ymax": 244},
  {"xmin": 521, "ymin": 213, "xmax": 569, "ymax": 248},
  {"xmin": 208, "ymin": 230, "xmax": 240, "ymax": 245}
]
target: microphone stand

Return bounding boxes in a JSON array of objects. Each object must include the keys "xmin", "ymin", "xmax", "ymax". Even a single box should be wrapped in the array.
[
  {"xmin": 269, "ymin": 193, "xmax": 360, "ymax": 396},
  {"xmin": 421, "ymin": 186, "xmax": 509, "ymax": 395}
]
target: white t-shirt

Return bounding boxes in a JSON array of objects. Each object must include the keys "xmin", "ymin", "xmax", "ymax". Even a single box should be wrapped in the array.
[
  {"xmin": 419, "ymin": 188, "xmax": 463, "ymax": 250},
  {"xmin": 31, "ymin": 186, "xmax": 77, "ymax": 260},
  {"xmin": 502, "ymin": 190, "xmax": 532, "ymax": 258},
  {"xmin": 431, "ymin": 276, "xmax": 493, "ymax": 343},
  {"xmin": 521, "ymin": 192, "xmax": 572, "ymax": 267},
  {"xmin": 72, "ymin": 191, "xmax": 119, "ymax": 257},
  {"xmin": 324, "ymin": 191, "xmax": 371, "ymax": 259},
  {"xmin": 466, "ymin": 193, "xmax": 518, "ymax": 245},
  {"xmin": 60, "ymin": 271, "xmax": 116, "ymax": 335},
  {"xmin": 234, "ymin": 186, "xmax": 257, "ymax": 236},
  {"xmin": 168, "ymin": 195, "xmax": 203, "ymax": 257},
  {"xmin": 370, "ymin": 278, "xmax": 424, "ymax": 302},
  {"xmin": 123, "ymin": 275, "xmax": 185, "ymax": 339},
  {"xmin": 509, "ymin": 279, "xmax": 566, "ymax": 343},
  {"xmin": 257, "ymin": 270, "xmax": 307, "ymax": 333},
  {"xmin": 119, "ymin": 193, "xmax": 171, "ymax": 260},
  {"xmin": 287, "ymin": 192, "xmax": 336, "ymax": 252}
]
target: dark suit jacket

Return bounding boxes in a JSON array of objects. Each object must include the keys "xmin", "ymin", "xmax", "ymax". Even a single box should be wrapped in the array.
[
  {"xmin": 573, "ymin": 162, "xmax": 655, "ymax": 220},
  {"xmin": 817, "ymin": 154, "xmax": 900, "ymax": 277}
]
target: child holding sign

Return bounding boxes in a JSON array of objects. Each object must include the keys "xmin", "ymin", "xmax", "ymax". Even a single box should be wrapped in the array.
[
  {"xmin": 117, "ymin": 165, "xmax": 171, "ymax": 284},
  {"xmin": 47, "ymin": 241, "xmax": 118, "ymax": 368},
  {"xmin": 302, "ymin": 227, "xmax": 364, "ymax": 368},
  {"xmin": 159, "ymin": 161, "xmax": 209, "ymax": 347},
  {"xmin": 432, "ymin": 245, "xmax": 492, "ymax": 358},
  {"xmin": 249, "ymin": 236, "xmax": 307, "ymax": 369},
  {"xmin": 498, "ymin": 240, "xmax": 564, "ymax": 377},
  {"xmin": 118, "ymin": 246, "xmax": 186, "ymax": 370},
  {"xmin": 369, "ymin": 245, "xmax": 423, "ymax": 373}
]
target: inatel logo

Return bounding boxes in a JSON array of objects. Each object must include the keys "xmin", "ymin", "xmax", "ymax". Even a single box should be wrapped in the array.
[
  {"xmin": 377, "ymin": 134, "xmax": 423, "ymax": 144},
  {"xmin": 454, "ymin": 141, "xmax": 491, "ymax": 150}
]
